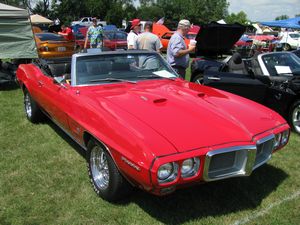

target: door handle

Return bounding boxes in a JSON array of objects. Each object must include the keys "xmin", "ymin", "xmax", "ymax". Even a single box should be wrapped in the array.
[
  {"xmin": 38, "ymin": 81, "xmax": 44, "ymax": 87},
  {"xmin": 207, "ymin": 76, "xmax": 221, "ymax": 81}
]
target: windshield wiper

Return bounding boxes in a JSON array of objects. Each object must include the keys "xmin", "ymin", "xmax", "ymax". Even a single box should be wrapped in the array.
[
  {"xmin": 137, "ymin": 74, "xmax": 176, "ymax": 80},
  {"xmin": 89, "ymin": 78, "xmax": 136, "ymax": 84}
]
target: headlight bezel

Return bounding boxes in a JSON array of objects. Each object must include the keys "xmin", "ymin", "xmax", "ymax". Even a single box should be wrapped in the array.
[
  {"xmin": 181, "ymin": 157, "xmax": 200, "ymax": 178},
  {"xmin": 281, "ymin": 130, "xmax": 289, "ymax": 145},
  {"xmin": 157, "ymin": 162, "xmax": 179, "ymax": 184}
]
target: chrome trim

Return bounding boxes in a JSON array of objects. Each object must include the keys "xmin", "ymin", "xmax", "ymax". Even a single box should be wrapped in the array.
[
  {"xmin": 257, "ymin": 54, "xmax": 270, "ymax": 76},
  {"xmin": 203, "ymin": 145, "xmax": 257, "ymax": 182},
  {"xmin": 157, "ymin": 162, "xmax": 179, "ymax": 184},
  {"xmin": 253, "ymin": 134, "xmax": 275, "ymax": 170}
]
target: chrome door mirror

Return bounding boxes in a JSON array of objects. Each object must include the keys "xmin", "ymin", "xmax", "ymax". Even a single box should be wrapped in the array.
[{"xmin": 53, "ymin": 76, "xmax": 67, "ymax": 89}]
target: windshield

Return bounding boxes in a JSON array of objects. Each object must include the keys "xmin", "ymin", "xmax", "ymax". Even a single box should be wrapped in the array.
[
  {"xmin": 104, "ymin": 32, "xmax": 127, "ymax": 40},
  {"xmin": 262, "ymin": 53, "xmax": 300, "ymax": 76},
  {"xmin": 289, "ymin": 33, "xmax": 300, "ymax": 39},
  {"xmin": 74, "ymin": 52, "xmax": 178, "ymax": 85},
  {"xmin": 36, "ymin": 33, "xmax": 66, "ymax": 42}
]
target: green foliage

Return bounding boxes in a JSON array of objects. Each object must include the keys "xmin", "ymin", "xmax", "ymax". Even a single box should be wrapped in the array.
[
  {"xmin": 275, "ymin": 15, "xmax": 289, "ymax": 20},
  {"xmin": 155, "ymin": 0, "xmax": 229, "ymax": 24},
  {"xmin": 295, "ymin": 14, "xmax": 300, "ymax": 17},
  {"xmin": 225, "ymin": 11, "xmax": 248, "ymax": 25},
  {"xmin": 136, "ymin": 5, "xmax": 164, "ymax": 22}
]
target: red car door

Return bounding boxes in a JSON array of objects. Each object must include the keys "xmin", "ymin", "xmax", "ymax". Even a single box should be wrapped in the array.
[{"xmin": 34, "ymin": 74, "xmax": 71, "ymax": 131}]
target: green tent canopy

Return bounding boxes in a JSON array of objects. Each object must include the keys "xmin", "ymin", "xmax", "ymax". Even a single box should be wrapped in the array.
[{"xmin": 0, "ymin": 3, "xmax": 38, "ymax": 59}]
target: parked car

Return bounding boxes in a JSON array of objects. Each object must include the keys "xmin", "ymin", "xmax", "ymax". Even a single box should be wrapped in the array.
[
  {"xmin": 75, "ymin": 29, "xmax": 127, "ymax": 51},
  {"xmin": 199, "ymin": 51, "xmax": 300, "ymax": 133},
  {"xmin": 16, "ymin": 51, "xmax": 289, "ymax": 202},
  {"xmin": 293, "ymin": 49, "xmax": 300, "ymax": 58},
  {"xmin": 159, "ymin": 31, "xmax": 192, "ymax": 52},
  {"xmin": 71, "ymin": 17, "xmax": 107, "ymax": 27},
  {"xmin": 279, "ymin": 32, "xmax": 300, "ymax": 51},
  {"xmin": 35, "ymin": 33, "xmax": 75, "ymax": 58}
]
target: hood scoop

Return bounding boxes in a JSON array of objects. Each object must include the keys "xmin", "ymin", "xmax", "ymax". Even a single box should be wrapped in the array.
[{"xmin": 153, "ymin": 98, "xmax": 167, "ymax": 104}]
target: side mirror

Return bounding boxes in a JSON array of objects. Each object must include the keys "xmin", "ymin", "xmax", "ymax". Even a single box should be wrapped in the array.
[
  {"xmin": 53, "ymin": 76, "xmax": 67, "ymax": 89},
  {"xmin": 53, "ymin": 76, "xmax": 65, "ymax": 84}
]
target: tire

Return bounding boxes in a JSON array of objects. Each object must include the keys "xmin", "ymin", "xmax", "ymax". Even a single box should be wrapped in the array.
[
  {"xmin": 87, "ymin": 139, "xmax": 133, "ymax": 202},
  {"xmin": 192, "ymin": 73, "xmax": 204, "ymax": 84},
  {"xmin": 289, "ymin": 100, "xmax": 300, "ymax": 134},
  {"xmin": 23, "ymin": 89, "xmax": 44, "ymax": 123},
  {"xmin": 283, "ymin": 43, "xmax": 291, "ymax": 51}
]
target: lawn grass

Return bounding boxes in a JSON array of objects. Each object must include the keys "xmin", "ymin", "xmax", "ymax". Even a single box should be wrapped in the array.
[{"xmin": 0, "ymin": 84, "xmax": 300, "ymax": 225}]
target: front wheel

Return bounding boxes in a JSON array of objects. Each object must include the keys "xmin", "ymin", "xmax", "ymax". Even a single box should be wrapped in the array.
[
  {"xmin": 192, "ymin": 74, "xmax": 204, "ymax": 84},
  {"xmin": 289, "ymin": 100, "xmax": 300, "ymax": 134},
  {"xmin": 87, "ymin": 139, "xmax": 133, "ymax": 202}
]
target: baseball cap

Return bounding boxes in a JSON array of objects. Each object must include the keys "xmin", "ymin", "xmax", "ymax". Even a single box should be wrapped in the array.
[
  {"xmin": 178, "ymin": 19, "xmax": 191, "ymax": 28},
  {"xmin": 131, "ymin": 19, "xmax": 141, "ymax": 29}
]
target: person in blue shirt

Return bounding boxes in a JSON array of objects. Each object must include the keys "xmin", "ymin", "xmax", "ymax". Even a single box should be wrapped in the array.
[{"xmin": 167, "ymin": 19, "xmax": 196, "ymax": 79}]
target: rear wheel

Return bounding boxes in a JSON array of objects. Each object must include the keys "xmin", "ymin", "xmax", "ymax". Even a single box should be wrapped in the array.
[
  {"xmin": 289, "ymin": 100, "xmax": 300, "ymax": 134},
  {"xmin": 24, "ymin": 89, "xmax": 44, "ymax": 123},
  {"xmin": 283, "ymin": 43, "xmax": 291, "ymax": 51},
  {"xmin": 192, "ymin": 74, "xmax": 204, "ymax": 84},
  {"xmin": 87, "ymin": 139, "xmax": 133, "ymax": 202}
]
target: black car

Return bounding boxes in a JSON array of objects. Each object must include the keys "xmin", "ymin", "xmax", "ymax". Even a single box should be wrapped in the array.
[{"xmin": 201, "ymin": 51, "xmax": 300, "ymax": 134}]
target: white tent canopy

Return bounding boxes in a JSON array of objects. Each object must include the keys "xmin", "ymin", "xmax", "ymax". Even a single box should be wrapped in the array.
[
  {"xmin": 30, "ymin": 14, "xmax": 53, "ymax": 24},
  {"xmin": 0, "ymin": 3, "xmax": 24, "ymax": 11}
]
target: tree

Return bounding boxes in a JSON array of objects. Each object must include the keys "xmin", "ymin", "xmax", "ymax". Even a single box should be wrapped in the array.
[
  {"xmin": 32, "ymin": 0, "xmax": 50, "ymax": 17},
  {"xmin": 136, "ymin": 5, "xmax": 164, "ymax": 21},
  {"xmin": 225, "ymin": 11, "xmax": 248, "ymax": 24},
  {"xmin": 295, "ymin": 14, "xmax": 300, "ymax": 17},
  {"xmin": 275, "ymin": 15, "xmax": 289, "ymax": 20},
  {"xmin": 155, "ymin": 0, "xmax": 229, "ymax": 24}
]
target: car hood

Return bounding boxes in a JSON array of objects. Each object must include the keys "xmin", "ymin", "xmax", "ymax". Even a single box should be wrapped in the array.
[
  {"xmin": 195, "ymin": 22, "xmax": 246, "ymax": 57},
  {"xmin": 82, "ymin": 79, "xmax": 285, "ymax": 153}
]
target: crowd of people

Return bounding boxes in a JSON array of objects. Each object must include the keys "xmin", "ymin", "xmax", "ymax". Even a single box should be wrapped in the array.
[
  {"xmin": 126, "ymin": 18, "xmax": 196, "ymax": 78},
  {"xmin": 51, "ymin": 17, "xmax": 197, "ymax": 79}
]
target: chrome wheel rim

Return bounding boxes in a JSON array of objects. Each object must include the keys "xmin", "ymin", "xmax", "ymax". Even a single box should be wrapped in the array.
[
  {"xmin": 24, "ymin": 93, "xmax": 32, "ymax": 118},
  {"xmin": 293, "ymin": 105, "xmax": 300, "ymax": 133},
  {"xmin": 90, "ymin": 146, "xmax": 109, "ymax": 190}
]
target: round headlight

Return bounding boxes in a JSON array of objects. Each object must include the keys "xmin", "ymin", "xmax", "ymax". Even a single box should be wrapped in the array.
[
  {"xmin": 181, "ymin": 157, "xmax": 200, "ymax": 178},
  {"xmin": 281, "ymin": 130, "xmax": 289, "ymax": 145},
  {"xmin": 181, "ymin": 158, "xmax": 194, "ymax": 175},
  {"xmin": 157, "ymin": 163, "xmax": 173, "ymax": 180},
  {"xmin": 274, "ymin": 133, "xmax": 282, "ymax": 149}
]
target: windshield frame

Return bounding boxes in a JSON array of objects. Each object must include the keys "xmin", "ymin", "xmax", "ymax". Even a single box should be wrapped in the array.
[{"xmin": 71, "ymin": 51, "xmax": 178, "ymax": 86}]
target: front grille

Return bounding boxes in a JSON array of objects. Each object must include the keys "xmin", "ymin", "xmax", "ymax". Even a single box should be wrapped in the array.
[
  {"xmin": 203, "ymin": 146, "xmax": 257, "ymax": 181},
  {"xmin": 254, "ymin": 136, "xmax": 275, "ymax": 169},
  {"xmin": 203, "ymin": 135, "xmax": 275, "ymax": 182}
]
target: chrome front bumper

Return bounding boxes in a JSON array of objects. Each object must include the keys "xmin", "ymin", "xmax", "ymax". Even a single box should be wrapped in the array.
[{"xmin": 203, "ymin": 135, "xmax": 275, "ymax": 182}]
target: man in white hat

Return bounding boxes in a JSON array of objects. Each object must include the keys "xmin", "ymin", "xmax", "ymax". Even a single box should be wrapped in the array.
[{"xmin": 167, "ymin": 19, "xmax": 196, "ymax": 79}]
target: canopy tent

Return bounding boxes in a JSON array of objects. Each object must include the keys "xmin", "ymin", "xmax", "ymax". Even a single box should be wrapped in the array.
[
  {"xmin": 0, "ymin": 3, "xmax": 38, "ymax": 59},
  {"xmin": 261, "ymin": 17, "xmax": 300, "ymax": 29},
  {"xmin": 30, "ymin": 14, "xmax": 53, "ymax": 24}
]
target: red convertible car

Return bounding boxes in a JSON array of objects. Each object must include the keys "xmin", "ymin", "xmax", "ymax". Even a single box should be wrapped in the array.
[{"xmin": 16, "ymin": 51, "xmax": 290, "ymax": 202}]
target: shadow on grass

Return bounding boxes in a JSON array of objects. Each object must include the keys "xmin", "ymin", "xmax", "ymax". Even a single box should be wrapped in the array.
[
  {"xmin": 45, "ymin": 119, "xmax": 87, "ymax": 159},
  {"xmin": 44, "ymin": 118, "xmax": 288, "ymax": 225},
  {"xmin": 125, "ymin": 165, "xmax": 287, "ymax": 225},
  {"xmin": 0, "ymin": 81, "xmax": 19, "ymax": 91}
]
